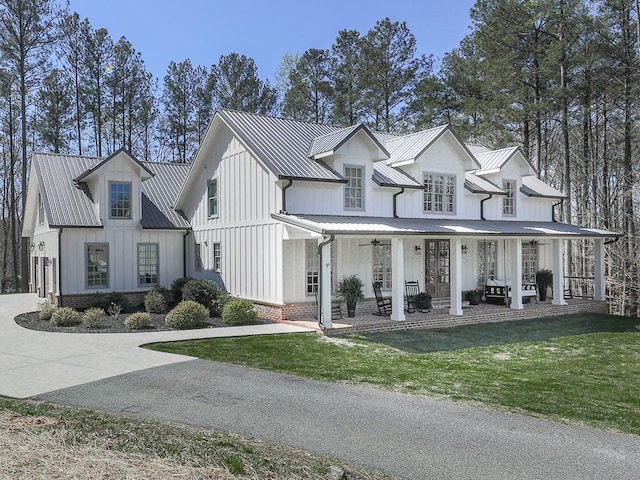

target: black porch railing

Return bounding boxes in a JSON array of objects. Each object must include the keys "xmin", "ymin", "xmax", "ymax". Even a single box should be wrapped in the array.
[{"xmin": 563, "ymin": 276, "xmax": 595, "ymax": 299}]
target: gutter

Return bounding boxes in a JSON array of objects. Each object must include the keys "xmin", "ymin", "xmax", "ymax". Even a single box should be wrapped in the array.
[
  {"xmin": 317, "ymin": 233, "xmax": 335, "ymax": 330},
  {"xmin": 58, "ymin": 229, "xmax": 64, "ymax": 307},
  {"xmin": 480, "ymin": 194, "xmax": 493, "ymax": 220},
  {"xmin": 280, "ymin": 178, "xmax": 293, "ymax": 214},
  {"xmin": 182, "ymin": 229, "xmax": 192, "ymax": 277},
  {"xmin": 552, "ymin": 200, "xmax": 564, "ymax": 222},
  {"xmin": 392, "ymin": 187, "xmax": 405, "ymax": 218}
]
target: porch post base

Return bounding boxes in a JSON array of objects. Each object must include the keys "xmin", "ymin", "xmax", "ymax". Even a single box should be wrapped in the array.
[
  {"xmin": 390, "ymin": 314, "xmax": 406, "ymax": 322},
  {"xmin": 552, "ymin": 298, "xmax": 568, "ymax": 306},
  {"xmin": 449, "ymin": 307, "xmax": 463, "ymax": 316}
]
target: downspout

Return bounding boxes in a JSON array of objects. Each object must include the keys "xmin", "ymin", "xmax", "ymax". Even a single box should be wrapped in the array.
[
  {"xmin": 182, "ymin": 229, "xmax": 191, "ymax": 277},
  {"xmin": 392, "ymin": 187, "xmax": 405, "ymax": 218},
  {"xmin": 552, "ymin": 200, "xmax": 564, "ymax": 222},
  {"xmin": 58, "ymin": 229, "xmax": 63, "ymax": 307},
  {"xmin": 480, "ymin": 194, "xmax": 493, "ymax": 221},
  {"xmin": 280, "ymin": 178, "xmax": 293, "ymax": 214},
  {"xmin": 317, "ymin": 233, "xmax": 335, "ymax": 330}
]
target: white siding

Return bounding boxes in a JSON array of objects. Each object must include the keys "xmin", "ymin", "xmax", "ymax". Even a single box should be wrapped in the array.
[
  {"xmin": 185, "ymin": 124, "xmax": 284, "ymax": 304},
  {"xmin": 60, "ymin": 228, "xmax": 184, "ymax": 294}
]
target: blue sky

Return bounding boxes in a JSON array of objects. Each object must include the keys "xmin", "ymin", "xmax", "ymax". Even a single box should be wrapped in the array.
[{"xmin": 68, "ymin": 0, "xmax": 477, "ymax": 83}]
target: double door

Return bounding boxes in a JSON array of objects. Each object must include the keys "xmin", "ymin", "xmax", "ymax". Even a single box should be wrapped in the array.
[{"xmin": 424, "ymin": 240, "xmax": 450, "ymax": 298}]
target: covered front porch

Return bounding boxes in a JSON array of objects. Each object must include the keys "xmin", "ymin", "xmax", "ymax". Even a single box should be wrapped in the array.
[{"xmin": 275, "ymin": 213, "xmax": 619, "ymax": 330}]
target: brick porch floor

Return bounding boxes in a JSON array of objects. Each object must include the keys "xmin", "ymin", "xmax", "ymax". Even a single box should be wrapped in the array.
[{"xmin": 282, "ymin": 298, "xmax": 608, "ymax": 335}]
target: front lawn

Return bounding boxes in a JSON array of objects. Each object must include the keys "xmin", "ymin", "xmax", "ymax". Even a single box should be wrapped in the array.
[{"xmin": 148, "ymin": 314, "xmax": 640, "ymax": 436}]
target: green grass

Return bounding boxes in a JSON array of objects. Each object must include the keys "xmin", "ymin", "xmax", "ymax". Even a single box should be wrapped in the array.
[{"xmin": 148, "ymin": 313, "xmax": 640, "ymax": 436}]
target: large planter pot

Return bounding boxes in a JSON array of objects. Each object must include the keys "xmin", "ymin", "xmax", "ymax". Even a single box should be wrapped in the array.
[
  {"xmin": 346, "ymin": 301, "xmax": 356, "ymax": 318},
  {"xmin": 467, "ymin": 293, "xmax": 482, "ymax": 305},
  {"xmin": 538, "ymin": 285, "xmax": 548, "ymax": 301},
  {"xmin": 414, "ymin": 293, "xmax": 432, "ymax": 310}
]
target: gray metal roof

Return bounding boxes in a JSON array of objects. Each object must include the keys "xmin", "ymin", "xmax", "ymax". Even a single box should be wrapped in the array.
[
  {"xmin": 75, "ymin": 148, "xmax": 154, "ymax": 182},
  {"xmin": 33, "ymin": 153, "xmax": 190, "ymax": 229},
  {"xmin": 464, "ymin": 172, "xmax": 505, "ymax": 194},
  {"xmin": 382, "ymin": 125, "xmax": 449, "ymax": 166},
  {"xmin": 474, "ymin": 147, "xmax": 519, "ymax": 171},
  {"xmin": 218, "ymin": 109, "xmax": 343, "ymax": 181},
  {"xmin": 272, "ymin": 213, "xmax": 620, "ymax": 239},
  {"xmin": 373, "ymin": 163, "xmax": 422, "ymax": 188},
  {"xmin": 521, "ymin": 175, "xmax": 565, "ymax": 199},
  {"xmin": 308, "ymin": 123, "xmax": 389, "ymax": 160}
]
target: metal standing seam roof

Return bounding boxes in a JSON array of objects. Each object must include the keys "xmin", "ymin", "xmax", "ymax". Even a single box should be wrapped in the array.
[
  {"xmin": 373, "ymin": 163, "xmax": 422, "ymax": 188},
  {"xmin": 272, "ymin": 213, "xmax": 621, "ymax": 239},
  {"xmin": 464, "ymin": 172, "xmax": 506, "ymax": 194},
  {"xmin": 474, "ymin": 146, "xmax": 520, "ymax": 172},
  {"xmin": 217, "ymin": 109, "xmax": 342, "ymax": 181},
  {"xmin": 382, "ymin": 125, "xmax": 449, "ymax": 166},
  {"xmin": 521, "ymin": 175, "xmax": 565, "ymax": 199},
  {"xmin": 308, "ymin": 123, "xmax": 390, "ymax": 160},
  {"xmin": 34, "ymin": 153, "xmax": 190, "ymax": 229}
]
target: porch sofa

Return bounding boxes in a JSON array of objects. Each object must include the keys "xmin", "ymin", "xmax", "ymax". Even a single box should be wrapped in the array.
[{"xmin": 484, "ymin": 279, "xmax": 537, "ymax": 305}]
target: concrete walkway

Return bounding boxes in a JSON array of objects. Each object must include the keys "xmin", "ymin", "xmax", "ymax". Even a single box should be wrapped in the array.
[{"xmin": 0, "ymin": 293, "xmax": 313, "ymax": 399}]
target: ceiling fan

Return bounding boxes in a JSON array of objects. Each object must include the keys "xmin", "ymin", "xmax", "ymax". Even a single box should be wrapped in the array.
[{"xmin": 358, "ymin": 239, "xmax": 385, "ymax": 247}]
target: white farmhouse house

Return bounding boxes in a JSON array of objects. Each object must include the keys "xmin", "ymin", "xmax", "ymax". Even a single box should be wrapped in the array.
[{"xmin": 23, "ymin": 110, "xmax": 618, "ymax": 325}]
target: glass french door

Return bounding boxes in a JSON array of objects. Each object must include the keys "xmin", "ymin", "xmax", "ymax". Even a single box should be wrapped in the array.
[{"xmin": 424, "ymin": 240, "xmax": 450, "ymax": 298}]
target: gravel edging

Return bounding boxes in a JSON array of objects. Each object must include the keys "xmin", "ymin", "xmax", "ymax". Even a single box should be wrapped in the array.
[{"xmin": 14, "ymin": 311, "xmax": 269, "ymax": 334}]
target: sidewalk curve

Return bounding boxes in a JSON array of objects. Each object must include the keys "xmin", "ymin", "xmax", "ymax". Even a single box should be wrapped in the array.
[{"xmin": 0, "ymin": 294, "xmax": 313, "ymax": 399}]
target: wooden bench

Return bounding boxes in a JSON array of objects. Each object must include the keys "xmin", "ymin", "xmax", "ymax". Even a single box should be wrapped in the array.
[{"xmin": 484, "ymin": 281, "xmax": 537, "ymax": 305}]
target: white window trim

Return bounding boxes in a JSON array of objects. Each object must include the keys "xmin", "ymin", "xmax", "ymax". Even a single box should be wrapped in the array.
[
  {"xmin": 208, "ymin": 178, "xmax": 219, "ymax": 218},
  {"xmin": 343, "ymin": 164, "xmax": 365, "ymax": 211},
  {"xmin": 502, "ymin": 179, "xmax": 517, "ymax": 217},
  {"xmin": 86, "ymin": 243, "xmax": 109, "ymax": 289},
  {"xmin": 212, "ymin": 242, "xmax": 221, "ymax": 272},
  {"xmin": 137, "ymin": 243, "xmax": 159, "ymax": 287},
  {"xmin": 108, "ymin": 181, "xmax": 132, "ymax": 220},
  {"xmin": 423, "ymin": 173, "xmax": 456, "ymax": 215},
  {"xmin": 195, "ymin": 242, "xmax": 203, "ymax": 271}
]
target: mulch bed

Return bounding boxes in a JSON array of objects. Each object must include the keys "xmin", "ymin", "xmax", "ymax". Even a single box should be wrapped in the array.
[{"xmin": 14, "ymin": 311, "xmax": 268, "ymax": 334}]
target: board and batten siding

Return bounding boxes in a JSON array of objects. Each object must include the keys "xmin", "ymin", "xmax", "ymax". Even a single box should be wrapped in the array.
[
  {"xmin": 186, "ymin": 123, "xmax": 285, "ymax": 304},
  {"xmin": 60, "ymin": 228, "xmax": 184, "ymax": 294}
]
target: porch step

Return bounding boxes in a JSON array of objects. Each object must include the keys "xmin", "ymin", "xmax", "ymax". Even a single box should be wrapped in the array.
[{"xmin": 430, "ymin": 297, "xmax": 450, "ymax": 309}]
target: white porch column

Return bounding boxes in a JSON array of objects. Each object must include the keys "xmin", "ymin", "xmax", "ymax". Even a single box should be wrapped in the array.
[
  {"xmin": 552, "ymin": 238, "xmax": 567, "ymax": 306},
  {"xmin": 319, "ymin": 238, "xmax": 333, "ymax": 328},
  {"xmin": 449, "ymin": 237, "xmax": 463, "ymax": 316},
  {"xmin": 510, "ymin": 239, "xmax": 523, "ymax": 310},
  {"xmin": 391, "ymin": 237, "xmax": 405, "ymax": 321},
  {"xmin": 594, "ymin": 238, "xmax": 606, "ymax": 301}
]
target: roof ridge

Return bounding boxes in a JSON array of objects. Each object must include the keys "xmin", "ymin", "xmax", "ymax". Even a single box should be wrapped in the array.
[
  {"xmin": 383, "ymin": 124, "xmax": 449, "ymax": 143},
  {"xmin": 218, "ymin": 108, "xmax": 344, "ymax": 129}
]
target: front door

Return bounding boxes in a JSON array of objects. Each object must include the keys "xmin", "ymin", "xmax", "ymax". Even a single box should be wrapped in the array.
[{"xmin": 425, "ymin": 240, "xmax": 450, "ymax": 298}]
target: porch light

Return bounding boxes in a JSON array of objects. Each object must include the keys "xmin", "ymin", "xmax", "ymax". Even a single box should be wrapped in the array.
[
  {"xmin": 414, "ymin": 245, "xmax": 422, "ymax": 255},
  {"xmin": 38, "ymin": 241, "xmax": 45, "ymax": 251},
  {"xmin": 29, "ymin": 243, "xmax": 35, "ymax": 252},
  {"xmin": 461, "ymin": 244, "xmax": 468, "ymax": 254}
]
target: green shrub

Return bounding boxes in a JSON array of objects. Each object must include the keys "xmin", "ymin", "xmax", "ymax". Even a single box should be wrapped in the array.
[
  {"xmin": 51, "ymin": 307, "xmax": 80, "ymax": 327},
  {"xmin": 211, "ymin": 288, "xmax": 231, "ymax": 317},
  {"xmin": 182, "ymin": 279, "xmax": 219, "ymax": 315},
  {"xmin": 144, "ymin": 290, "xmax": 167, "ymax": 313},
  {"xmin": 222, "ymin": 298, "xmax": 257, "ymax": 326},
  {"xmin": 165, "ymin": 300, "xmax": 208, "ymax": 329},
  {"xmin": 82, "ymin": 308, "xmax": 105, "ymax": 328},
  {"xmin": 38, "ymin": 301, "xmax": 56, "ymax": 321},
  {"xmin": 90, "ymin": 291, "xmax": 131, "ymax": 313},
  {"xmin": 171, "ymin": 277, "xmax": 194, "ymax": 304},
  {"xmin": 125, "ymin": 312, "xmax": 152, "ymax": 330}
]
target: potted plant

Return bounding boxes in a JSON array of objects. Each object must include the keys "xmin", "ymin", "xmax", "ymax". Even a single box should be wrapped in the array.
[
  {"xmin": 463, "ymin": 288, "xmax": 482, "ymax": 305},
  {"xmin": 337, "ymin": 274, "xmax": 365, "ymax": 318},
  {"xmin": 414, "ymin": 292, "xmax": 432, "ymax": 311},
  {"xmin": 536, "ymin": 269, "xmax": 553, "ymax": 301}
]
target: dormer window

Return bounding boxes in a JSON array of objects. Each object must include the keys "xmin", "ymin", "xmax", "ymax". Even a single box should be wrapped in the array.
[
  {"xmin": 344, "ymin": 165, "xmax": 364, "ymax": 210},
  {"xmin": 503, "ymin": 179, "xmax": 516, "ymax": 216},
  {"xmin": 424, "ymin": 174, "xmax": 455, "ymax": 214},
  {"xmin": 110, "ymin": 181, "xmax": 131, "ymax": 219}
]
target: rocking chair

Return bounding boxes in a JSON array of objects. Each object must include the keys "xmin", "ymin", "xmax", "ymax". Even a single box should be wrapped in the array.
[{"xmin": 372, "ymin": 282, "xmax": 392, "ymax": 316}]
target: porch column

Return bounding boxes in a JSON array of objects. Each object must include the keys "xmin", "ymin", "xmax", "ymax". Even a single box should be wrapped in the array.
[
  {"xmin": 390, "ymin": 237, "xmax": 405, "ymax": 321},
  {"xmin": 449, "ymin": 237, "xmax": 463, "ymax": 316},
  {"xmin": 594, "ymin": 238, "xmax": 605, "ymax": 301},
  {"xmin": 510, "ymin": 239, "xmax": 523, "ymax": 310},
  {"xmin": 319, "ymin": 239, "xmax": 332, "ymax": 328},
  {"xmin": 552, "ymin": 238, "xmax": 567, "ymax": 306}
]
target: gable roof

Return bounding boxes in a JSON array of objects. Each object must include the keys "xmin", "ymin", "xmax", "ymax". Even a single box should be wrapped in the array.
[
  {"xmin": 464, "ymin": 172, "xmax": 505, "ymax": 195},
  {"xmin": 31, "ymin": 152, "xmax": 190, "ymax": 229},
  {"xmin": 308, "ymin": 123, "xmax": 389, "ymax": 160},
  {"xmin": 382, "ymin": 125, "xmax": 449, "ymax": 166},
  {"xmin": 372, "ymin": 163, "xmax": 422, "ymax": 189},
  {"xmin": 74, "ymin": 148, "xmax": 154, "ymax": 182},
  {"xmin": 474, "ymin": 146, "xmax": 536, "ymax": 174}
]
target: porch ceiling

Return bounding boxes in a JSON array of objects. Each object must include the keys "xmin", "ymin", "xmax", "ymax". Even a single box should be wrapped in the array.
[{"xmin": 272, "ymin": 213, "xmax": 621, "ymax": 239}]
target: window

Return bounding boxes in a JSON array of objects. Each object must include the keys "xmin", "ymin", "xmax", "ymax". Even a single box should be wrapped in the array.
[
  {"xmin": 208, "ymin": 179, "xmax": 218, "ymax": 217},
  {"xmin": 109, "ymin": 182, "xmax": 131, "ymax": 219},
  {"xmin": 138, "ymin": 243, "xmax": 159, "ymax": 286},
  {"xmin": 38, "ymin": 193, "xmax": 44, "ymax": 224},
  {"xmin": 195, "ymin": 242, "xmax": 203, "ymax": 271},
  {"xmin": 87, "ymin": 243, "xmax": 108, "ymax": 288},
  {"xmin": 478, "ymin": 240, "xmax": 497, "ymax": 284},
  {"xmin": 503, "ymin": 180, "xmax": 516, "ymax": 216},
  {"xmin": 213, "ymin": 242, "xmax": 221, "ymax": 272},
  {"xmin": 373, "ymin": 243, "xmax": 392, "ymax": 290},
  {"xmin": 522, "ymin": 242, "xmax": 538, "ymax": 284},
  {"xmin": 305, "ymin": 240, "xmax": 318, "ymax": 295},
  {"xmin": 424, "ymin": 174, "xmax": 455, "ymax": 213},
  {"xmin": 344, "ymin": 166, "xmax": 364, "ymax": 210}
]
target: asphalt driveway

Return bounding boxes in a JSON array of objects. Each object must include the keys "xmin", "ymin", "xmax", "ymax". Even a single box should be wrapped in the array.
[{"xmin": 37, "ymin": 360, "xmax": 640, "ymax": 480}]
